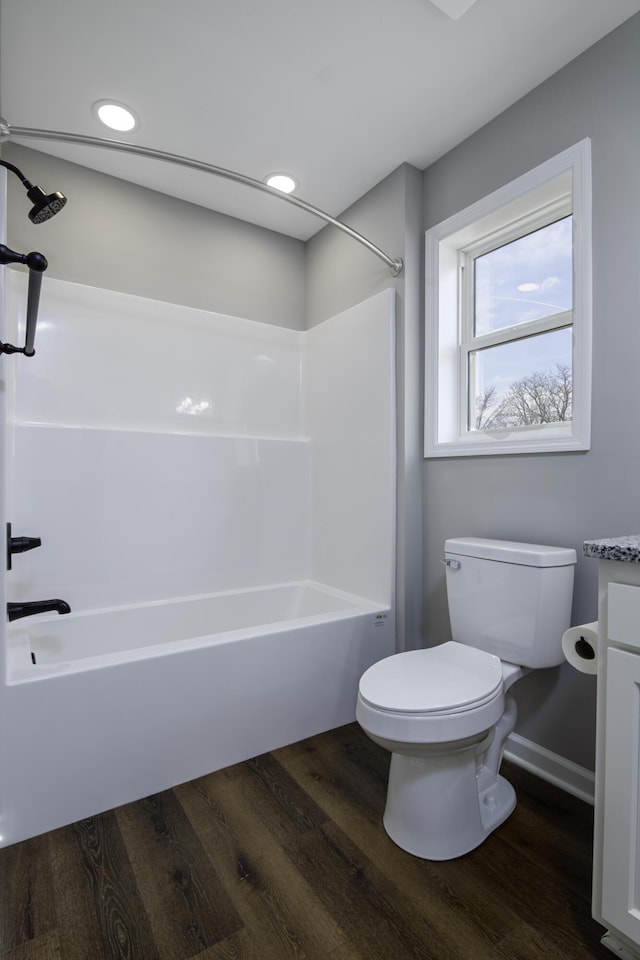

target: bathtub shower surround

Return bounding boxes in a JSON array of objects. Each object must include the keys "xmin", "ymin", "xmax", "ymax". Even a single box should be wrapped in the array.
[
  {"xmin": 0, "ymin": 274, "xmax": 396, "ymax": 846},
  {"xmin": 6, "ymin": 275, "xmax": 307, "ymax": 608}
]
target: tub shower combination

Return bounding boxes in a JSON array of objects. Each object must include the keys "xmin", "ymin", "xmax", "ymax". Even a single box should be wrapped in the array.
[{"xmin": 0, "ymin": 276, "xmax": 396, "ymax": 846}]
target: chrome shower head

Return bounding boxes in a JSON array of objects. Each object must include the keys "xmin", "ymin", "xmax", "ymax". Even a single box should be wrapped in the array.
[{"xmin": 0, "ymin": 158, "xmax": 67, "ymax": 223}]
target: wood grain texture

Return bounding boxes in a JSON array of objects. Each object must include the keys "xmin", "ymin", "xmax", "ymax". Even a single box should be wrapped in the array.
[
  {"xmin": 0, "ymin": 932, "xmax": 62, "ymax": 960},
  {"xmin": 0, "ymin": 724, "xmax": 611, "ymax": 960},
  {"xmin": 116, "ymin": 791, "xmax": 242, "ymax": 959},
  {"xmin": 176, "ymin": 766, "xmax": 348, "ymax": 959},
  {"xmin": 48, "ymin": 810, "xmax": 160, "ymax": 960},
  {"xmin": 0, "ymin": 834, "xmax": 56, "ymax": 955}
]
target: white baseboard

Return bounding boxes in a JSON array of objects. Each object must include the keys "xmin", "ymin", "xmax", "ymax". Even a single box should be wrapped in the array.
[
  {"xmin": 504, "ymin": 732, "xmax": 595, "ymax": 806},
  {"xmin": 601, "ymin": 932, "xmax": 640, "ymax": 960}
]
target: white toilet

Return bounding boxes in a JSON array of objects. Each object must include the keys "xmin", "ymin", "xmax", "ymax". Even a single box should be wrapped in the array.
[{"xmin": 356, "ymin": 537, "xmax": 576, "ymax": 861}]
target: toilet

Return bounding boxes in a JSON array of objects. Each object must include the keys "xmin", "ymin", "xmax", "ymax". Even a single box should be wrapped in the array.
[{"xmin": 356, "ymin": 537, "xmax": 576, "ymax": 861}]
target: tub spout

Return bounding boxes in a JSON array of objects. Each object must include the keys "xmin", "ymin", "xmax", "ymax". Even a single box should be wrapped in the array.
[{"xmin": 7, "ymin": 599, "xmax": 71, "ymax": 622}]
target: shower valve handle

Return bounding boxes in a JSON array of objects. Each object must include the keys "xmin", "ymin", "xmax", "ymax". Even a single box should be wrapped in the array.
[{"xmin": 6, "ymin": 522, "xmax": 42, "ymax": 570}]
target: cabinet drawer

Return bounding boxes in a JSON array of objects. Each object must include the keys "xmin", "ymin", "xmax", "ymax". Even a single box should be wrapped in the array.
[{"xmin": 608, "ymin": 582, "xmax": 640, "ymax": 648}]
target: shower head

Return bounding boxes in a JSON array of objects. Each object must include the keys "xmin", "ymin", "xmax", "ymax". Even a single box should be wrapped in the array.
[
  {"xmin": 0, "ymin": 158, "xmax": 67, "ymax": 223},
  {"xmin": 25, "ymin": 183, "xmax": 67, "ymax": 223}
]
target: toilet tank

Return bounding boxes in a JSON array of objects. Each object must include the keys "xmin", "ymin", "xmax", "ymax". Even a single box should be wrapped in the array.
[{"xmin": 444, "ymin": 538, "xmax": 576, "ymax": 668}]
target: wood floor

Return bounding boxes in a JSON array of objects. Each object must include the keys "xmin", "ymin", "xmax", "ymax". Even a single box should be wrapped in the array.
[{"xmin": 0, "ymin": 722, "xmax": 611, "ymax": 960}]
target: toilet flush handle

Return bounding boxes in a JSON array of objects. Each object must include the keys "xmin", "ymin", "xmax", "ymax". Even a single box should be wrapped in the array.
[{"xmin": 442, "ymin": 558, "xmax": 461, "ymax": 570}]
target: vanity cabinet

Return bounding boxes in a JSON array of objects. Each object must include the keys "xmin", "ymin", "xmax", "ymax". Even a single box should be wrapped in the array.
[
  {"xmin": 585, "ymin": 539, "xmax": 640, "ymax": 960},
  {"xmin": 600, "ymin": 583, "xmax": 640, "ymax": 949}
]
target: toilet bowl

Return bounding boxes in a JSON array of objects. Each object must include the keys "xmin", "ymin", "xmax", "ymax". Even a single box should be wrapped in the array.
[
  {"xmin": 356, "ymin": 537, "xmax": 576, "ymax": 861},
  {"xmin": 357, "ymin": 641, "xmax": 523, "ymax": 860}
]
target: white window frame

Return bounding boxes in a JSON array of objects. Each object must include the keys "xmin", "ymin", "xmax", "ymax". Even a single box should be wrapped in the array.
[{"xmin": 425, "ymin": 139, "xmax": 592, "ymax": 458}]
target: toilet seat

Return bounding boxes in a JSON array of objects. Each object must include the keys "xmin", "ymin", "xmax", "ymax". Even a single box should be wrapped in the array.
[
  {"xmin": 359, "ymin": 641, "xmax": 503, "ymax": 714},
  {"xmin": 356, "ymin": 641, "xmax": 506, "ymax": 744}
]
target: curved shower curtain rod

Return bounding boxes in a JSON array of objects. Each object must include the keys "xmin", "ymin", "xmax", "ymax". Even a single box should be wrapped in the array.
[{"xmin": 0, "ymin": 119, "xmax": 404, "ymax": 277}]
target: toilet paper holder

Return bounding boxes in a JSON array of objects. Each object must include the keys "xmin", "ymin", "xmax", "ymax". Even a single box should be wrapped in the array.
[
  {"xmin": 574, "ymin": 636, "xmax": 596, "ymax": 660},
  {"xmin": 562, "ymin": 621, "xmax": 599, "ymax": 675}
]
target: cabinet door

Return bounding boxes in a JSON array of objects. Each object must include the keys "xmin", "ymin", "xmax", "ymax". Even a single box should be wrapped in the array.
[{"xmin": 602, "ymin": 646, "xmax": 640, "ymax": 942}]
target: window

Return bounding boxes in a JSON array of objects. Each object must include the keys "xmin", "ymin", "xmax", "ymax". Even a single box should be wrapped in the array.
[{"xmin": 425, "ymin": 140, "xmax": 591, "ymax": 457}]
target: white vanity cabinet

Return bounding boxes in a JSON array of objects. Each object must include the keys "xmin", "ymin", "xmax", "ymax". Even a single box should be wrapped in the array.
[
  {"xmin": 587, "ymin": 542, "xmax": 640, "ymax": 960},
  {"xmin": 600, "ymin": 583, "xmax": 640, "ymax": 950}
]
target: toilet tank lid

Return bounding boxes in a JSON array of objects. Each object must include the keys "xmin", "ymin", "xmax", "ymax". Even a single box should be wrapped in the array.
[{"xmin": 445, "ymin": 537, "xmax": 577, "ymax": 567}]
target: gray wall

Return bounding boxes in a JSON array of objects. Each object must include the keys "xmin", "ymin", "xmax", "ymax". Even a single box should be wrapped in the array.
[
  {"xmin": 422, "ymin": 13, "xmax": 640, "ymax": 770},
  {"xmin": 3, "ymin": 144, "xmax": 305, "ymax": 329},
  {"xmin": 305, "ymin": 165, "xmax": 409, "ymax": 328},
  {"xmin": 306, "ymin": 164, "xmax": 425, "ymax": 655}
]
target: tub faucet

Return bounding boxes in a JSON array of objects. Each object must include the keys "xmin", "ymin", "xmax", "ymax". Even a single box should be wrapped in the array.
[{"xmin": 7, "ymin": 599, "xmax": 71, "ymax": 622}]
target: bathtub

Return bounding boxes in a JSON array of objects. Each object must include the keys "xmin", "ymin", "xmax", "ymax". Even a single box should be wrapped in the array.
[{"xmin": 1, "ymin": 581, "xmax": 394, "ymax": 846}]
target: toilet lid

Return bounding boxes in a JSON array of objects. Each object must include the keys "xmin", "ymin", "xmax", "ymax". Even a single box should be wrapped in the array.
[{"xmin": 358, "ymin": 641, "xmax": 503, "ymax": 715}]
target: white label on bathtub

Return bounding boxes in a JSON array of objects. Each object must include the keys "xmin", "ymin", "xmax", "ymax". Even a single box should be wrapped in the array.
[{"xmin": 373, "ymin": 614, "xmax": 387, "ymax": 627}]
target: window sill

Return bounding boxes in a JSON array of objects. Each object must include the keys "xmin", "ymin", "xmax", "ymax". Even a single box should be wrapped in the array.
[{"xmin": 426, "ymin": 426, "xmax": 589, "ymax": 458}]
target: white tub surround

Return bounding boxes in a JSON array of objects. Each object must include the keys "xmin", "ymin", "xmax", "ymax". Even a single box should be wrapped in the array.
[{"xmin": 1, "ymin": 277, "xmax": 396, "ymax": 846}]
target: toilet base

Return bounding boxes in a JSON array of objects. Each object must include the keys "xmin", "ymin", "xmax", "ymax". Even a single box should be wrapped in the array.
[{"xmin": 382, "ymin": 748, "xmax": 516, "ymax": 861}]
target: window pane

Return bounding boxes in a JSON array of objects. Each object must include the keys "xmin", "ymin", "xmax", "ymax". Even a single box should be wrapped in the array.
[
  {"xmin": 470, "ymin": 327, "xmax": 572, "ymax": 431},
  {"xmin": 474, "ymin": 216, "xmax": 573, "ymax": 335}
]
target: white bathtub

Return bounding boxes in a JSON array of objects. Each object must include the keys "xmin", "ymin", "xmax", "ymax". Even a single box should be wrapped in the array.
[
  {"xmin": 1, "ymin": 581, "xmax": 394, "ymax": 846},
  {"xmin": 10, "ymin": 581, "xmax": 379, "ymax": 668}
]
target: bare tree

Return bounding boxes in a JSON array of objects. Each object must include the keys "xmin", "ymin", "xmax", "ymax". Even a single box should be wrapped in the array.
[
  {"xmin": 475, "ymin": 385, "xmax": 498, "ymax": 429},
  {"xmin": 476, "ymin": 364, "xmax": 572, "ymax": 430}
]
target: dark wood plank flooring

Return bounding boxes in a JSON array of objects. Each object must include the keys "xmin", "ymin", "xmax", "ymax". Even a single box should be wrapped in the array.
[{"xmin": 0, "ymin": 723, "xmax": 611, "ymax": 960}]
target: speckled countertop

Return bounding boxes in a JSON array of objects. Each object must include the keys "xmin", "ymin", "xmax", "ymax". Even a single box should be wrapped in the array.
[{"xmin": 583, "ymin": 536, "xmax": 640, "ymax": 563}]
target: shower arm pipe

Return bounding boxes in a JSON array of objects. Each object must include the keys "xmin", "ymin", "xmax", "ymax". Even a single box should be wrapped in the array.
[{"xmin": 1, "ymin": 120, "xmax": 404, "ymax": 277}]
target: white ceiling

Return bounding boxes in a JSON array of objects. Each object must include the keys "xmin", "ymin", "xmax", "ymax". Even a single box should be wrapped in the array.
[{"xmin": 2, "ymin": 0, "xmax": 639, "ymax": 240}]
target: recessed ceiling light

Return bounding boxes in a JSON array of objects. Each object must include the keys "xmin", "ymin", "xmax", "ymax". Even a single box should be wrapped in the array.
[
  {"xmin": 517, "ymin": 282, "xmax": 540, "ymax": 292},
  {"xmin": 264, "ymin": 173, "xmax": 297, "ymax": 194},
  {"xmin": 93, "ymin": 100, "xmax": 139, "ymax": 133}
]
